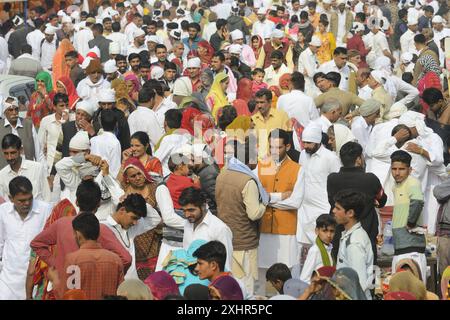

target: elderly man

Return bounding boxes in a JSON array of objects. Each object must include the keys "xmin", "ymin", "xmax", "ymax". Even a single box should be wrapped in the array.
[
  {"xmin": 104, "ymin": 59, "xmax": 121, "ymax": 82},
  {"xmin": 312, "ymin": 99, "xmax": 342, "ymax": 133},
  {"xmin": 0, "ymin": 96, "xmax": 43, "ymax": 170},
  {"xmin": 230, "ymin": 29, "xmax": 256, "ymax": 68},
  {"xmin": 432, "ymin": 15, "xmax": 450, "ymax": 46},
  {"xmin": 76, "ymin": 59, "xmax": 111, "ymax": 107},
  {"xmin": 400, "ymin": 16, "xmax": 418, "ymax": 56},
  {"xmin": 256, "ymin": 29, "xmax": 294, "ymax": 70},
  {"xmin": 252, "ymin": 7, "xmax": 275, "ymax": 40},
  {"xmin": 330, "ymin": 0, "xmax": 353, "ymax": 47},
  {"xmin": 9, "ymin": 44, "xmax": 43, "ymax": 78},
  {"xmin": 367, "ymin": 70, "xmax": 393, "ymax": 121},
  {"xmin": 365, "ymin": 16, "xmax": 396, "ymax": 68},
  {"xmin": 297, "ymin": 35, "xmax": 322, "ymax": 97},
  {"xmin": 127, "ymin": 28, "xmax": 147, "ymax": 56},
  {"xmin": 351, "ymin": 99, "xmax": 382, "ymax": 151}
]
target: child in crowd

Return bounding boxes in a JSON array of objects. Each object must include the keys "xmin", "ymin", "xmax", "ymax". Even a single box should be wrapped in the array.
[
  {"xmin": 251, "ymin": 68, "xmax": 268, "ymax": 95},
  {"xmin": 300, "ymin": 214, "xmax": 336, "ymax": 283},
  {"xmin": 266, "ymin": 263, "xmax": 292, "ymax": 294}
]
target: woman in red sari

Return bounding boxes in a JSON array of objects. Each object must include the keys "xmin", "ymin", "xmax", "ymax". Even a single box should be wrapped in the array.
[
  {"xmin": 124, "ymin": 73, "xmax": 141, "ymax": 103},
  {"xmin": 197, "ymin": 40, "xmax": 215, "ymax": 66},
  {"xmin": 417, "ymin": 55, "xmax": 442, "ymax": 114},
  {"xmin": 55, "ymin": 76, "xmax": 80, "ymax": 110},
  {"xmin": 121, "ymin": 131, "xmax": 163, "ymax": 179},
  {"xmin": 27, "ymin": 71, "xmax": 55, "ymax": 128},
  {"xmin": 232, "ymin": 78, "xmax": 253, "ymax": 116}
]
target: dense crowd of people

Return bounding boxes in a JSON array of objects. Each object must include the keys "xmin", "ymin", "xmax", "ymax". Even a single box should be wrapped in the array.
[{"xmin": 0, "ymin": 0, "xmax": 448, "ymax": 301}]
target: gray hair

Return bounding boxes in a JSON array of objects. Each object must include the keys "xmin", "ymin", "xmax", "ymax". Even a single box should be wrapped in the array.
[{"xmin": 321, "ymin": 99, "xmax": 342, "ymax": 113}]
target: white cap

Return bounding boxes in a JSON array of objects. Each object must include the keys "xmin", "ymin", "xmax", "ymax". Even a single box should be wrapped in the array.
[
  {"xmin": 87, "ymin": 46, "xmax": 101, "ymax": 58},
  {"xmin": 133, "ymin": 28, "xmax": 145, "ymax": 38},
  {"xmin": 401, "ymin": 52, "xmax": 413, "ymax": 64},
  {"xmin": 104, "ymin": 59, "xmax": 118, "ymax": 73},
  {"xmin": 310, "ymin": 35, "xmax": 322, "ymax": 47},
  {"xmin": 370, "ymin": 70, "xmax": 386, "ymax": 84},
  {"xmin": 170, "ymin": 29, "xmax": 182, "ymax": 40},
  {"xmin": 146, "ymin": 35, "xmax": 162, "ymax": 44},
  {"xmin": 76, "ymin": 100, "xmax": 96, "ymax": 117},
  {"xmin": 3, "ymin": 96, "xmax": 19, "ymax": 112},
  {"xmin": 98, "ymin": 89, "xmax": 116, "ymax": 103},
  {"xmin": 407, "ymin": 16, "xmax": 418, "ymax": 26},
  {"xmin": 151, "ymin": 66, "xmax": 164, "ymax": 80},
  {"xmin": 299, "ymin": 0, "xmax": 307, "ymax": 4},
  {"xmin": 124, "ymin": 1, "xmax": 131, "ymax": 7},
  {"xmin": 186, "ymin": 57, "xmax": 201, "ymax": 68},
  {"xmin": 257, "ymin": 7, "xmax": 266, "ymax": 14},
  {"xmin": 57, "ymin": 10, "xmax": 67, "ymax": 17},
  {"xmin": 44, "ymin": 26, "xmax": 57, "ymax": 35},
  {"xmin": 62, "ymin": 16, "xmax": 72, "ymax": 24},
  {"xmin": 69, "ymin": 131, "xmax": 90, "ymax": 151},
  {"xmin": 81, "ymin": 57, "xmax": 93, "ymax": 70},
  {"xmin": 380, "ymin": 17, "xmax": 390, "ymax": 30},
  {"xmin": 109, "ymin": 9, "xmax": 119, "ymax": 17},
  {"xmin": 109, "ymin": 42, "xmax": 120, "ymax": 54},
  {"xmin": 229, "ymin": 44, "xmax": 243, "ymax": 54},
  {"xmin": 230, "ymin": 29, "xmax": 244, "ymax": 41},
  {"xmin": 302, "ymin": 124, "xmax": 322, "ymax": 143},
  {"xmin": 131, "ymin": 0, "xmax": 140, "ymax": 4},
  {"xmin": 322, "ymin": 0, "xmax": 332, "ymax": 4},
  {"xmin": 432, "ymin": 15, "xmax": 444, "ymax": 24},
  {"xmin": 71, "ymin": 11, "xmax": 80, "ymax": 20},
  {"xmin": 337, "ymin": 0, "xmax": 346, "ymax": 5},
  {"xmin": 352, "ymin": 22, "xmax": 365, "ymax": 33},
  {"xmin": 271, "ymin": 29, "xmax": 284, "ymax": 39}
]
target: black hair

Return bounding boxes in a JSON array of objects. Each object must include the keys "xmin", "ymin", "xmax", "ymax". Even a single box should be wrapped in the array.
[
  {"xmin": 130, "ymin": 131, "xmax": 153, "ymax": 156},
  {"xmin": 34, "ymin": 18, "xmax": 45, "ymax": 29},
  {"xmin": 139, "ymin": 50, "xmax": 150, "ymax": 62},
  {"xmin": 138, "ymin": 87, "xmax": 156, "ymax": 104},
  {"xmin": 53, "ymin": 92, "xmax": 69, "ymax": 105},
  {"xmin": 180, "ymin": 20, "xmax": 190, "ymax": 30},
  {"xmin": 355, "ymin": 12, "xmax": 366, "ymax": 21},
  {"xmin": 290, "ymin": 71, "xmax": 305, "ymax": 91},
  {"xmin": 255, "ymin": 88, "xmax": 272, "ymax": 102},
  {"xmin": 216, "ymin": 18, "xmax": 227, "ymax": 29},
  {"xmin": 391, "ymin": 124, "xmax": 412, "ymax": 138},
  {"xmin": 115, "ymin": 54, "xmax": 127, "ymax": 62},
  {"xmin": 65, "ymin": 50, "xmax": 78, "ymax": 59},
  {"xmin": 319, "ymin": 17, "xmax": 329, "ymax": 27},
  {"xmin": 155, "ymin": 44, "xmax": 167, "ymax": 52},
  {"xmin": 92, "ymin": 23, "xmax": 104, "ymax": 34},
  {"xmin": 422, "ymin": 87, "xmax": 444, "ymax": 106},
  {"xmin": 213, "ymin": 51, "xmax": 225, "ymax": 62},
  {"xmin": 179, "ymin": 186, "xmax": 206, "ymax": 208},
  {"xmin": 218, "ymin": 105, "xmax": 237, "ymax": 131},
  {"xmin": 266, "ymin": 263, "xmax": 291, "ymax": 282},
  {"xmin": 424, "ymin": 5, "xmax": 434, "ymax": 13},
  {"xmin": 414, "ymin": 34, "xmax": 426, "ymax": 44},
  {"xmin": 398, "ymin": 8, "xmax": 408, "ymax": 19},
  {"xmin": 188, "ymin": 22, "xmax": 201, "ymax": 32},
  {"xmin": 184, "ymin": 284, "xmax": 209, "ymax": 300},
  {"xmin": 2, "ymin": 133, "xmax": 21, "ymax": 150},
  {"xmin": 308, "ymin": 1, "xmax": 317, "ymax": 8},
  {"xmin": 103, "ymin": 17, "xmax": 112, "ymax": 23},
  {"xmin": 116, "ymin": 193, "xmax": 147, "ymax": 218},
  {"xmin": 270, "ymin": 50, "xmax": 284, "ymax": 60},
  {"xmin": 72, "ymin": 212, "xmax": 100, "ymax": 241},
  {"xmin": 247, "ymin": 99, "xmax": 256, "ymax": 113},
  {"xmin": 112, "ymin": 22, "xmax": 121, "ymax": 32},
  {"xmin": 99, "ymin": 109, "xmax": 117, "ymax": 132},
  {"xmin": 251, "ymin": 68, "xmax": 265, "ymax": 76},
  {"xmin": 9, "ymin": 176, "xmax": 33, "ymax": 197},
  {"xmin": 300, "ymin": 11, "xmax": 309, "ymax": 20},
  {"xmin": 313, "ymin": 71, "xmax": 326, "ymax": 83},
  {"xmin": 76, "ymin": 180, "xmax": 102, "ymax": 212},
  {"xmin": 192, "ymin": 240, "xmax": 227, "ymax": 272},
  {"xmin": 339, "ymin": 141, "xmax": 363, "ymax": 168},
  {"xmin": 325, "ymin": 72, "xmax": 341, "ymax": 87},
  {"xmin": 164, "ymin": 61, "xmax": 177, "ymax": 71},
  {"xmin": 334, "ymin": 47, "xmax": 347, "ymax": 56},
  {"xmin": 139, "ymin": 62, "xmax": 151, "ymax": 72},
  {"xmin": 316, "ymin": 214, "xmax": 337, "ymax": 229},
  {"xmin": 148, "ymin": 20, "xmax": 157, "ymax": 27},
  {"xmin": 268, "ymin": 128, "xmax": 290, "ymax": 146},
  {"xmin": 230, "ymin": 56, "xmax": 240, "ymax": 68},
  {"xmin": 143, "ymin": 79, "xmax": 164, "ymax": 97},
  {"xmin": 128, "ymin": 53, "xmax": 141, "ymax": 63},
  {"xmin": 21, "ymin": 44, "xmax": 32, "ymax": 54},
  {"xmin": 390, "ymin": 150, "xmax": 412, "ymax": 166},
  {"xmin": 333, "ymin": 190, "xmax": 366, "ymax": 221},
  {"xmin": 165, "ymin": 109, "xmax": 183, "ymax": 129},
  {"xmin": 402, "ymin": 72, "xmax": 413, "ymax": 84}
]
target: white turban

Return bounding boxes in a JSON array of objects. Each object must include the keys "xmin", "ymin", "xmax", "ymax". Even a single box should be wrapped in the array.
[
  {"xmin": 87, "ymin": 46, "xmax": 101, "ymax": 59},
  {"xmin": 104, "ymin": 59, "xmax": 118, "ymax": 73},
  {"xmin": 170, "ymin": 29, "xmax": 182, "ymax": 40},
  {"xmin": 271, "ymin": 29, "xmax": 284, "ymax": 39},
  {"xmin": 407, "ymin": 16, "xmax": 418, "ymax": 26},
  {"xmin": 109, "ymin": 42, "xmax": 120, "ymax": 55},
  {"xmin": 374, "ymin": 56, "xmax": 392, "ymax": 74},
  {"xmin": 98, "ymin": 89, "xmax": 116, "ymax": 103},
  {"xmin": 186, "ymin": 57, "xmax": 201, "ymax": 68},
  {"xmin": 352, "ymin": 22, "xmax": 365, "ymax": 33},
  {"xmin": 146, "ymin": 35, "xmax": 162, "ymax": 44},
  {"xmin": 230, "ymin": 29, "xmax": 244, "ymax": 41},
  {"xmin": 401, "ymin": 52, "xmax": 413, "ymax": 64},
  {"xmin": 151, "ymin": 66, "xmax": 164, "ymax": 80},
  {"xmin": 432, "ymin": 15, "xmax": 444, "ymax": 24},
  {"xmin": 57, "ymin": 10, "xmax": 67, "ymax": 17},
  {"xmin": 69, "ymin": 131, "xmax": 90, "ymax": 151},
  {"xmin": 62, "ymin": 16, "xmax": 72, "ymax": 24},
  {"xmin": 229, "ymin": 44, "xmax": 243, "ymax": 54},
  {"xmin": 257, "ymin": 7, "xmax": 266, "ymax": 14},
  {"xmin": 76, "ymin": 100, "xmax": 96, "ymax": 117},
  {"xmin": 133, "ymin": 28, "xmax": 145, "ymax": 39},
  {"xmin": 398, "ymin": 111, "xmax": 429, "ymax": 136},
  {"xmin": 44, "ymin": 26, "xmax": 57, "ymax": 35},
  {"xmin": 81, "ymin": 57, "xmax": 92, "ymax": 70},
  {"xmin": 385, "ymin": 102, "xmax": 407, "ymax": 120},
  {"xmin": 310, "ymin": 35, "xmax": 322, "ymax": 47},
  {"xmin": 370, "ymin": 70, "xmax": 386, "ymax": 84},
  {"xmin": 334, "ymin": 124, "xmax": 356, "ymax": 155},
  {"xmin": 302, "ymin": 124, "xmax": 322, "ymax": 143},
  {"xmin": 359, "ymin": 99, "xmax": 382, "ymax": 116},
  {"xmin": 173, "ymin": 77, "xmax": 193, "ymax": 96}
]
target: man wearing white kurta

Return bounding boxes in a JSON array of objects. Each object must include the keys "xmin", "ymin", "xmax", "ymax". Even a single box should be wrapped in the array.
[
  {"xmin": 128, "ymin": 90, "xmax": 165, "ymax": 150},
  {"xmin": 103, "ymin": 194, "xmax": 161, "ymax": 280},
  {"xmin": 297, "ymin": 124, "xmax": 340, "ymax": 260},
  {"xmin": 276, "ymin": 71, "xmax": 319, "ymax": 128},
  {"xmin": 297, "ymin": 36, "xmax": 322, "ymax": 97},
  {"xmin": 400, "ymin": 16, "xmax": 418, "ymax": 56},
  {"xmin": 351, "ymin": 99, "xmax": 382, "ymax": 154},
  {"xmin": 252, "ymin": 8, "xmax": 275, "ymax": 39},
  {"xmin": 317, "ymin": 48, "xmax": 351, "ymax": 92},
  {"xmin": 0, "ymin": 177, "xmax": 53, "ymax": 300},
  {"xmin": 230, "ymin": 29, "xmax": 256, "ymax": 69},
  {"xmin": 26, "ymin": 20, "xmax": 45, "ymax": 60},
  {"xmin": 311, "ymin": 99, "xmax": 342, "ymax": 133},
  {"xmin": 40, "ymin": 26, "xmax": 58, "ymax": 71},
  {"xmin": 76, "ymin": 59, "xmax": 111, "ymax": 107}
]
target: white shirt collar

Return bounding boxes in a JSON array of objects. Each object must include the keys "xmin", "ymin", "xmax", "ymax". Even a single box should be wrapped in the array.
[
  {"xmin": 4, "ymin": 117, "xmax": 23, "ymax": 128},
  {"xmin": 194, "ymin": 210, "xmax": 213, "ymax": 230},
  {"xmin": 341, "ymin": 222, "xmax": 362, "ymax": 239}
]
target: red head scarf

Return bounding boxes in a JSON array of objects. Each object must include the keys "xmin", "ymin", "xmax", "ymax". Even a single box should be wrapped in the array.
[
  {"xmin": 144, "ymin": 271, "xmax": 180, "ymax": 300},
  {"xmin": 384, "ymin": 292, "xmax": 417, "ymax": 300},
  {"xmin": 236, "ymin": 78, "xmax": 253, "ymax": 103},
  {"xmin": 209, "ymin": 275, "xmax": 243, "ymax": 300},
  {"xmin": 279, "ymin": 73, "xmax": 292, "ymax": 91},
  {"xmin": 315, "ymin": 266, "xmax": 337, "ymax": 279},
  {"xmin": 122, "ymin": 157, "xmax": 153, "ymax": 183},
  {"xmin": 181, "ymin": 106, "xmax": 203, "ymax": 135},
  {"xmin": 57, "ymin": 76, "xmax": 80, "ymax": 110},
  {"xmin": 198, "ymin": 40, "xmax": 215, "ymax": 65}
]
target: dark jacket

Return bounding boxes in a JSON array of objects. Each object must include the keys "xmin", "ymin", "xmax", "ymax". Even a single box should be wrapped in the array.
[
  {"xmin": 88, "ymin": 35, "xmax": 112, "ymax": 63},
  {"xmin": 210, "ymin": 32, "xmax": 225, "ymax": 52},
  {"xmin": 327, "ymin": 167, "xmax": 387, "ymax": 263},
  {"xmin": 8, "ymin": 25, "xmax": 33, "ymax": 58},
  {"xmin": 61, "ymin": 121, "xmax": 79, "ymax": 157},
  {"xmin": 227, "ymin": 16, "xmax": 249, "ymax": 37},
  {"xmin": 70, "ymin": 65, "xmax": 85, "ymax": 88},
  {"xmin": 92, "ymin": 108, "xmax": 131, "ymax": 151},
  {"xmin": 195, "ymin": 163, "xmax": 219, "ymax": 215},
  {"xmin": 427, "ymin": 40, "xmax": 440, "ymax": 61}
]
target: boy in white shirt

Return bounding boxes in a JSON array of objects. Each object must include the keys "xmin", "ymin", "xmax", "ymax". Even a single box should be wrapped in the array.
[{"xmin": 300, "ymin": 214, "xmax": 336, "ymax": 283}]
